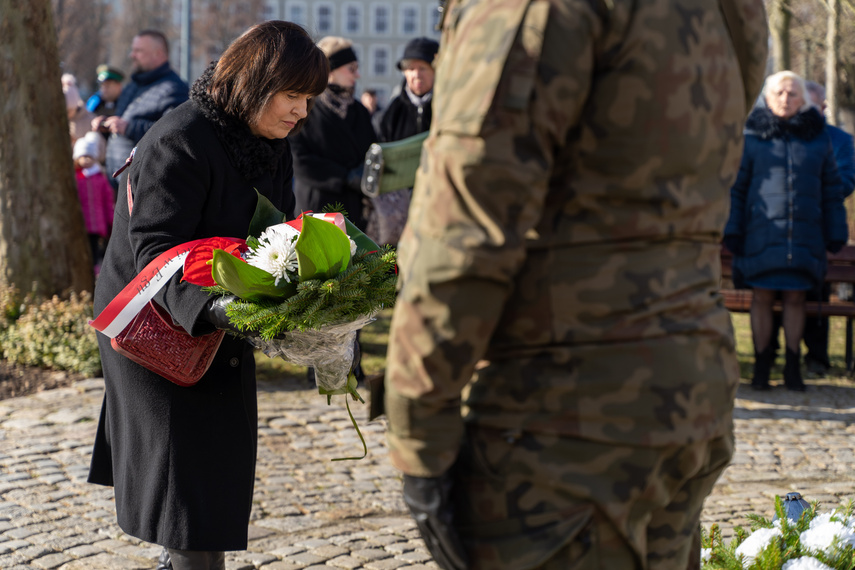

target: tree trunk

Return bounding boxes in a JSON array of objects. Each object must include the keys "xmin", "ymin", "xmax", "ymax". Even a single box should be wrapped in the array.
[
  {"xmin": 0, "ymin": 0, "xmax": 95, "ymax": 296},
  {"xmin": 769, "ymin": 0, "xmax": 792, "ymax": 73},
  {"xmin": 825, "ymin": 0, "xmax": 840, "ymax": 126}
]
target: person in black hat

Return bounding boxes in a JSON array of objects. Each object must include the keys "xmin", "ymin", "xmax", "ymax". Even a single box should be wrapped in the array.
[
  {"xmin": 290, "ymin": 36, "xmax": 377, "ymax": 231},
  {"xmin": 377, "ymin": 37, "xmax": 439, "ymax": 143},
  {"xmin": 86, "ymin": 64, "xmax": 125, "ymax": 118}
]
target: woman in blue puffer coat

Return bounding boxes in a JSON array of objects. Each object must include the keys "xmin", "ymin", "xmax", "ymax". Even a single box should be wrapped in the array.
[{"xmin": 724, "ymin": 70, "xmax": 847, "ymax": 392}]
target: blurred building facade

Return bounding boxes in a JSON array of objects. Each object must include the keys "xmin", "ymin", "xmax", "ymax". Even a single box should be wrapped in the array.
[{"xmin": 263, "ymin": 0, "xmax": 442, "ymax": 105}]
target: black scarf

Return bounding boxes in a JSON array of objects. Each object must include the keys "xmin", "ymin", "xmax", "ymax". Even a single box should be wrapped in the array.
[
  {"xmin": 319, "ymin": 83, "xmax": 355, "ymax": 120},
  {"xmin": 189, "ymin": 63, "xmax": 290, "ymax": 180},
  {"xmin": 744, "ymin": 105, "xmax": 827, "ymax": 141}
]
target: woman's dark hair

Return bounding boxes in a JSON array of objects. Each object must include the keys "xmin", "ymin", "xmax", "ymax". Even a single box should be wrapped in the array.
[{"xmin": 209, "ymin": 21, "xmax": 329, "ymax": 134}]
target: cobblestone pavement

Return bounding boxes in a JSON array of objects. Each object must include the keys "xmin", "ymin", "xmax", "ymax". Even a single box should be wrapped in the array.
[{"xmin": 1, "ymin": 375, "xmax": 854, "ymax": 569}]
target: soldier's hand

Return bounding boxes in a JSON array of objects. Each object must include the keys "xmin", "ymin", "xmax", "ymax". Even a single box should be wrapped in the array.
[{"xmin": 402, "ymin": 474, "xmax": 468, "ymax": 570}]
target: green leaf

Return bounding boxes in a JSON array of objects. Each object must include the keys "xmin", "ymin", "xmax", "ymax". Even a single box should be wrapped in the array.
[
  {"xmin": 249, "ymin": 190, "xmax": 288, "ymax": 239},
  {"xmin": 343, "ymin": 218, "xmax": 381, "ymax": 252},
  {"xmin": 211, "ymin": 249, "xmax": 296, "ymax": 301},
  {"xmin": 295, "ymin": 215, "xmax": 352, "ymax": 281}
]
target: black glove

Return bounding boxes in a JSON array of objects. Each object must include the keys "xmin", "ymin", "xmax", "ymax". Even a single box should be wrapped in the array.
[
  {"xmin": 203, "ymin": 295, "xmax": 248, "ymax": 336},
  {"xmin": 723, "ymin": 234, "xmax": 744, "ymax": 255},
  {"xmin": 346, "ymin": 165, "xmax": 365, "ymax": 193},
  {"xmin": 828, "ymin": 240, "xmax": 845, "ymax": 254},
  {"xmin": 403, "ymin": 474, "xmax": 468, "ymax": 570}
]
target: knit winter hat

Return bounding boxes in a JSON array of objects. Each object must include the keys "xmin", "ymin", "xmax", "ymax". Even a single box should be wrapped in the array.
[
  {"xmin": 397, "ymin": 37, "xmax": 439, "ymax": 70},
  {"xmin": 73, "ymin": 132, "xmax": 101, "ymax": 160}
]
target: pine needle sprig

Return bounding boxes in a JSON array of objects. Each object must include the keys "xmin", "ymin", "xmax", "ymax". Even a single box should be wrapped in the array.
[
  {"xmin": 219, "ymin": 247, "xmax": 397, "ymax": 338},
  {"xmin": 701, "ymin": 497, "xmax": 855, "ymax": 569}
]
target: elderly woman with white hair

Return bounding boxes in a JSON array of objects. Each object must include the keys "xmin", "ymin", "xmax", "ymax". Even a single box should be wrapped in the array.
[{"xmin": 723, "ymin": 70, "xmax": 847, "ymax": 391}]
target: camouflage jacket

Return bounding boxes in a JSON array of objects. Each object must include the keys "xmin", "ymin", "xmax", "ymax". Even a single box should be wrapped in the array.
[{"xmin": 385, "ymin": 0, "xmax": 768, "ymax": 477}]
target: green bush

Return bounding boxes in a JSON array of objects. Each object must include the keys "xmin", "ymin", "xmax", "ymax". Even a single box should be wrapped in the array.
[{"xmin": 0, "ymin": 287, "xmax": 101, "ymax": 377}]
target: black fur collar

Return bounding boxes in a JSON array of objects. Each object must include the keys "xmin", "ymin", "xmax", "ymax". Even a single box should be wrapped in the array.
[
  {"xmin": 189, "ymin": 63, "xmax": 290, "ymax": 180},
  {"xmin": 744, "ymin": 105, "xmax": 826, "ymax": 141}
]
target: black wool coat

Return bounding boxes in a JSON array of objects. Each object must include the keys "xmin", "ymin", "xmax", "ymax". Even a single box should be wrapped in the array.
[
  {"xmin": 289, "ymin": 92, "xmax": 377, "ymax": 230},
  {"xmin": 377, "ymin": 81, "xmax": 432, "ymax": 143},
  {"xmin": 89, "ymin": 88, "xmax": 295, "ymax": 551}
]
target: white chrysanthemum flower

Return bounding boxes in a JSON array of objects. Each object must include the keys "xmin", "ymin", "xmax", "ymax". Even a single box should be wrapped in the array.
[
  {"xmin": 700, "ymin": 547, "xmax": 711, "ymax": 562},
  {"xmin": 245, "ymin": 223, "xmax": 300, "ymax": 285},
  {"xmin": 782, "ymin": 556, "xmax": 834, "ymax": 570},
  {"xmin": 800, "ymin": 520, "xmax": 855, "ymax": 552},
  {"xmin": 736, "ymin": 527, "xmax": 782, "ymax": 564},
  {"xmin": 349, "ymin": 237, "xmax": 357, "ymax": 257}
]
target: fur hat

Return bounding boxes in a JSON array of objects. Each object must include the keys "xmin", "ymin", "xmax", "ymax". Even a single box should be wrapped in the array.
[{"xmin": 397, "ymin": 37, "xmax": 439, "ymax": 70}]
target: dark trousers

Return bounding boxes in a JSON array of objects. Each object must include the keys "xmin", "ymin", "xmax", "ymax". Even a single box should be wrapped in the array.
[{"xmin": 771, "ymin": 283, "xmax": 830, "ymax": 366}]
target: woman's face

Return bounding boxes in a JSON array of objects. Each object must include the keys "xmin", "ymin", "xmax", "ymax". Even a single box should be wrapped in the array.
[
  {"xmin": 766, "ymin": 78, "xmax": 805, "ymax": 119},
  {"xmin": 329, "ymin": 62, "xmax": 359, "ymax": 88},
  {"xmin": 250, "ymin": 91, "xmax": 311, "ymax": 139}
]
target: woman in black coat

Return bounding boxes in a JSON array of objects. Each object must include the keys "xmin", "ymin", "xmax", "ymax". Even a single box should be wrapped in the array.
[
  {"xmin": 88, "ymin": 21, "xmax": 328, "ymax": 570},
  {"xmin": 290, "ymin": 36, "xmax": 377, "ymax": 231},
  {"xmin": 723, "ymin": 70, "xmax": 847, "ymax": 392}
]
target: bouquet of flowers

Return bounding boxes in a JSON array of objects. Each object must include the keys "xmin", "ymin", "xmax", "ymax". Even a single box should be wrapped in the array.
[
  {"xmin": 702, "ymin": 496, "xmax": 855, "ymax": 569},
  {"xmin": 182, "ymin": 191, "xmax": 397, "ymax": 459}
]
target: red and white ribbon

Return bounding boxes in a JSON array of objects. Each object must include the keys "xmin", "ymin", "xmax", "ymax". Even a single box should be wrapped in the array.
[{"xmin": 90, "ymin": 240, "xmax": 205, "ymax": 338}]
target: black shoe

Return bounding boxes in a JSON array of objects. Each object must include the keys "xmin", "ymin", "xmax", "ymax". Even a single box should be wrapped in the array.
[
  {"xmin": 805, "ymin": 357, "xmax": 829, "ymax": 378},
  {"xmin": 784, "ymin": 348, "xmax": 806, "ymax": 392},
  {"xmin": 156, "ymin": 547, "xmax": 172, "ymax": 570},
  {"xmin": 751, "ymin": 346, "xmax": 774, "ymax": 391}
]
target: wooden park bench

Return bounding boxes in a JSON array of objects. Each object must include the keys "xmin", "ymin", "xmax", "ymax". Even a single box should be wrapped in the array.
[{"xmin": 720, "ymin": 244, "xmax": 855, "ymax": 370}]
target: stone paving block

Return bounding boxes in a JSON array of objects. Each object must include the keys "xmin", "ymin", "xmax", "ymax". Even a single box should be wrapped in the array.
[
  {"xmin": 232, "ymin": 551, "xmax": 279, "ymax": 566},
  {"xmin": 259, "ymin": 562, "xmax": 303, "ymax": 570},
  {"xmin": 267, "ymin": 545, "xmax": 307, "ymax": 557},
  {"xmin": 383, "ymin": 541, "xmax": 415, "ymax": 555},
  {"xmin": 282, "ymin": 551, "xmax": 327, "ymax": 565},
  {"xmin": 31, "ymin": 552, "xmax": 72, "ymax": 569},
  {"xmin": 58, "ymin": 552, "xmax": 151, "ymax": 569},
  {"xmin": 327, "ymin": 554, "xmax": 362, "ymax": 569},
  {"xmin": 64, "ymin": 543, "xmax": 103, "ymax": 558},
  {"xmin": 396, "ymin": 550, "xmax": 432, "ymax": 563},
  {"xmin": 364, "ymin": 558, "xmax": 408, "ymax": 570},
  {"xmin": 351, "ymin": 547, "xmax": 392, "ymax": 561}
]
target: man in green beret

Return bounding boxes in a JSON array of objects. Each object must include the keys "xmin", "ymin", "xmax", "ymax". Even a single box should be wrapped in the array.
[{"xmin": 87, "ymin": 64, "xmax": 125, "ymax": 118}]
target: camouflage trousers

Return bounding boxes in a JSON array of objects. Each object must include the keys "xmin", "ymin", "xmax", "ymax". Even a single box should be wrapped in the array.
[{"xmin": 452, "ymin": 425, "xmax": 734, "ymax": 570}]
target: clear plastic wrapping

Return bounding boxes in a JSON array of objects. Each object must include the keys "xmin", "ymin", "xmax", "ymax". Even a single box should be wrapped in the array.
[{"xmin": 247, "ymin": 314, "xmax": 376, "ymax": 392}]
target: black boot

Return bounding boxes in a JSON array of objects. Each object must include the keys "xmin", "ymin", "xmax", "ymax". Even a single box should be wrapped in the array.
[
  {"xmin": 156, "ymin": 547, "xmax": 172, "ymax": 570},
  {"xmin": 751, "ymin": 346, "xmax": 773, "ymax": 391},
  {"xmin": 784, "ymin": 348, "xmax": 806, "ymax": 391}
]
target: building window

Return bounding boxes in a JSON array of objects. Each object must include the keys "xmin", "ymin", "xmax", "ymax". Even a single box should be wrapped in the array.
[
  {"xmin": 371, "ymin": 45, "xmax": 390, "ymax": 77},
  {"xmin": 315, "ymin": 3, "xmax": 334, "ymax": 34},
  {"xmin": 344, "ymin": 3, "xmax": 362, "ymax": 35},
  {"xmin": 400, "ymin": 4, "xmax": 420, "ymax": 35},
  {"xmin": 371, "ymin": 4, "xmax": 391, "ymax": 35},
  {"xmin": 427, "ymin": 4, "xmax": 441, "ymax": 33},
  {"xmin": 287, "ymin": 2, "xmax": 307, "ymax": 28}
]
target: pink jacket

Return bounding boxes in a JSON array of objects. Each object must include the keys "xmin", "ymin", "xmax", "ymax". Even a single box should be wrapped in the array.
[{"xmin": 75, "ymin": 166, "xmax": 115, "ymax": 238}]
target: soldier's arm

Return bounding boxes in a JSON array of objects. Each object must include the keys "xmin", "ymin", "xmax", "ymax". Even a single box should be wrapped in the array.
[{"xmin": 384, "ymin": 0, "xmax": 598, "ymax": 476}]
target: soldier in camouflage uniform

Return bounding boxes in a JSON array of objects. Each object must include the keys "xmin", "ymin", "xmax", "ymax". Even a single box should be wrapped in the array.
[{"xmin": 383, "ymin": 0, "xmax": 769, "ymax": 568}]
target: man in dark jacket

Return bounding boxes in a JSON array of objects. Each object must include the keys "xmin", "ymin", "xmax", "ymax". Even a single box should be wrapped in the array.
[
  {"xmin": 377, "ymin": 37, "xmax": 439, "ymax": 142},
  {"xmin": 99, "ymin": 30, "xmax": 189, "ymax": 188},
  {"xmin": 800, "ymin": 81, "xmax": 855, "ymax": 375}
]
